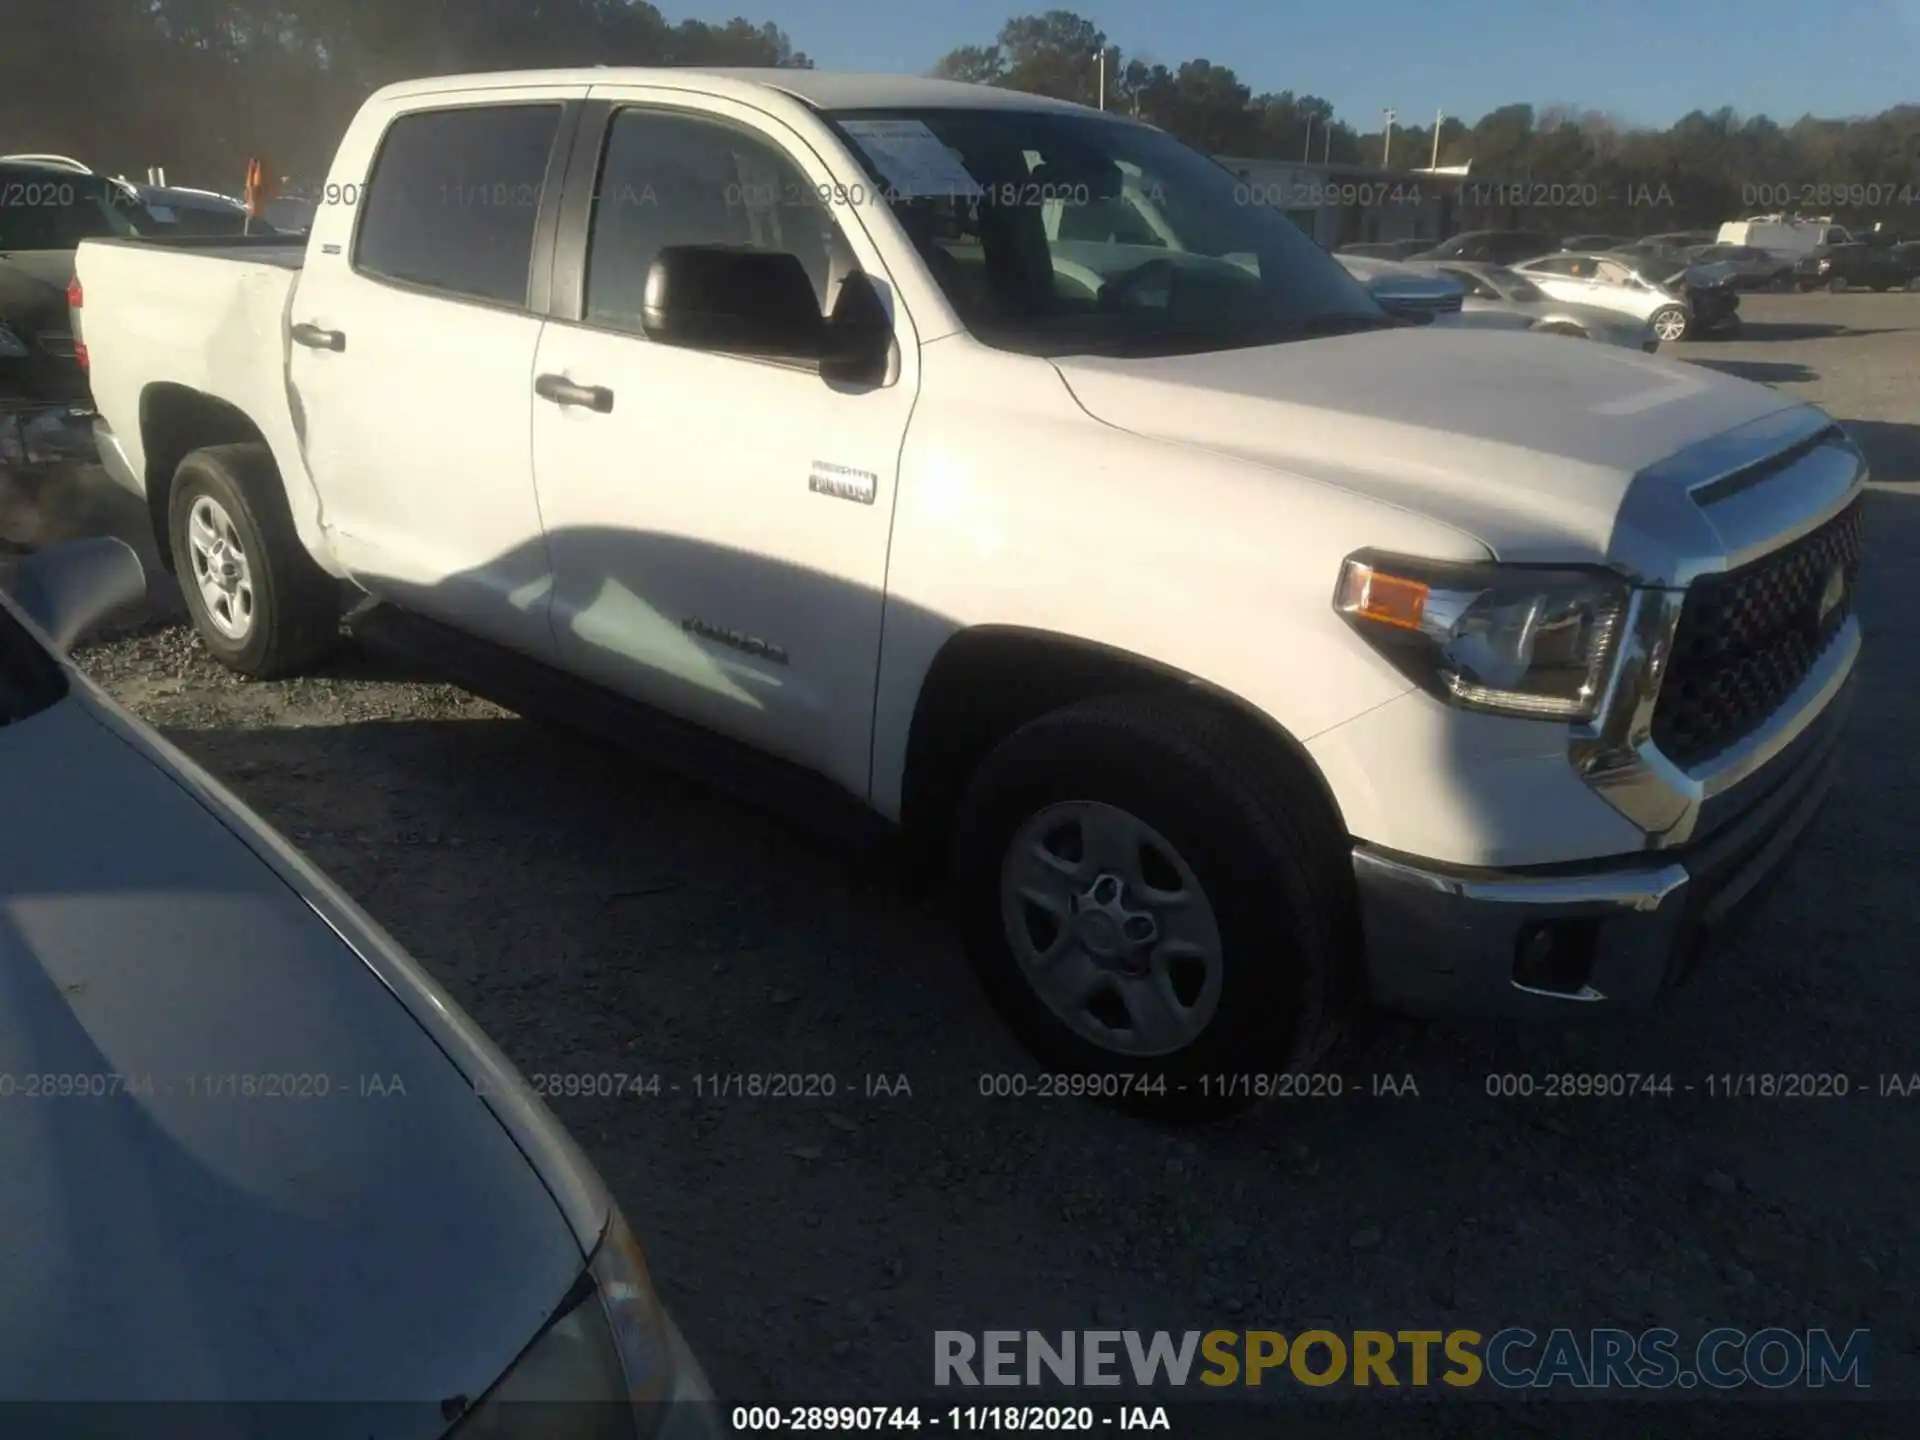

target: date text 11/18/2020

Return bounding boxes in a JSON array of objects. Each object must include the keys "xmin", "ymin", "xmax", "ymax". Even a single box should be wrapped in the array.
[
  {"xmin": 470, "ymin": 1072, "xmax": 915, "ymax": 1101},
  {"xmin": 728, "ymin": 1405, "xmax": 1172, "ymax": 1432},
  {"xmin": 1457, "ymin": 181, "xmax": 1676, "ymax": 209}
]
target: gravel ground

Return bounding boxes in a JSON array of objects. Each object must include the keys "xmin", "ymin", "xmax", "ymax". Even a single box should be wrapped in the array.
[{"xmin": 6, "ymin": 293, "xmax": 1919, "ymax": 1431}]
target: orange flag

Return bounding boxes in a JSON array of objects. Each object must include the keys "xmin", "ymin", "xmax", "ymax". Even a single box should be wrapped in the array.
[{"xmin": 243, "ymin": 157, "xmax": 275, "ymax": 219}]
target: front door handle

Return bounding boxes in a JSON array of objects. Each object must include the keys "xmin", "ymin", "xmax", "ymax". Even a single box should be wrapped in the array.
[
  {"xmin": 535, "ymin": 373, "xmax": 614, "ymax": 413},
  {"xmin": 291, "ymin": 322, "xmax": 346, "ymax": 352}
]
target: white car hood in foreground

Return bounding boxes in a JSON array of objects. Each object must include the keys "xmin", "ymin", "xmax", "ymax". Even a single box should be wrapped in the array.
[
  {"xmin": 1052, "ymin": 326, "xmax": 1797, "ymax": 560},
  {"xmin": 0, "ymin": 684, "xmax": 588, "ymax": 1414}
]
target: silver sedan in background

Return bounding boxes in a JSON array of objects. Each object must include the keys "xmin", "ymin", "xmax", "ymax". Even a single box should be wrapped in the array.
[{"xmin": 1420, "ymin": 261, "xmax": 1660, "ymax": 349}]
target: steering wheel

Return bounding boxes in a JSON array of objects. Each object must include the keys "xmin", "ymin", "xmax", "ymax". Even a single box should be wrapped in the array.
[{"xmin": 1097, "ymin": 256, "xmax": 1181, "ymax": 313}]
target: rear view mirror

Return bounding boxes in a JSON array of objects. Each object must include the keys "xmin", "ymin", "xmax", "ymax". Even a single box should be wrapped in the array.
[{"xmin": 12, "ymin": 536, "xmax": 145, "ymax": 651}]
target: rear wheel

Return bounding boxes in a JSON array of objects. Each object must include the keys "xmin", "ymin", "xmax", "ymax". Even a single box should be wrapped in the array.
[
  {"xmin": 1828, "ymin": 275, "xmax": 1847, "ymax": 293},
  {"xmin": 168, "ymin": 443, "xmax": 340, "ymax": 678},
  {"xmin": 951, "ymin": 695, "xmax": 1358, "ymax": 1120},
  {"xmin": 1650, "ymin": 305, "xmax": 1688, "ymax": 343}
]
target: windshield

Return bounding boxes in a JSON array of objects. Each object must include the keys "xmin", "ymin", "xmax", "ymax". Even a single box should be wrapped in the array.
[{"xmin": 823, "ymin": 108, "xmax": 1382, "ymax": 357}]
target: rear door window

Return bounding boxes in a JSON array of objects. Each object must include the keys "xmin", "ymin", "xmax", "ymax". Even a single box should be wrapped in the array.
[{"xmin": 354, "ymin": 104, "xmax": 562, "ymax": 306}]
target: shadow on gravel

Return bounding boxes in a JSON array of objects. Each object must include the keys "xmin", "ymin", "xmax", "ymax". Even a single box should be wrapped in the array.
[
  {"xmin": 1737, "ymin": 321, "xmax": 1908, "ymax": 342},
  {"xmin": 1842, "ymin": 420, "xmax": 1920, "ymax": 484},
  {"xmin": 1688, "ymin": 359, "xmax": 1818, "ymax": 384}
]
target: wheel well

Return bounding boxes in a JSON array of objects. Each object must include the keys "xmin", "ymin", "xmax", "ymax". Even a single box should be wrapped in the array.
[
  {"xmin": 138, "ymin": 385, "xmax": 270, "ymax": 571},
  {"xmin": 897, "ymin": 626, "xmax": 1349, "ymax": 878}
]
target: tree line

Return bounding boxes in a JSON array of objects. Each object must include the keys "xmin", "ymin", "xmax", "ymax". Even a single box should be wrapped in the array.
[
  {"xmin": 1, "ymin": 0, "xmax": 811, "ymax": 188},
  {"xmin": 939, "ymin": 11, "xmax": 1920, "ymax": 232},
  {"xmin": 4, "ymin": 2, "xmax": 1916, "ymax": 232}
]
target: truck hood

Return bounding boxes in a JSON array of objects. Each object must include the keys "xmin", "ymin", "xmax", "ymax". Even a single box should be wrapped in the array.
[
  {"xmin": 0, "ymin": 688, "xmax": 585, "ymax": 1415},
  {"xmin": 1051, "ymin": 325, "xmax": 1798, "ymax": 560}
]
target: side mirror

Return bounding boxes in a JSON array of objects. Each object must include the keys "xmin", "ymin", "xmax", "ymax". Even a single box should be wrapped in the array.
[
  {"xmin": 820, "ymin": 271, "xmax": 893, "ymax": 385},
  {"xmin": 641, "ymin": 244, "xmax": 891, "ymax": 383},
  {"xmin": 642, "ymin": 245, "xmax": 830, "ymax": 359},
  {"xmin": 11, "ymin": 537, "xmax": 146, "ymax": 651}
]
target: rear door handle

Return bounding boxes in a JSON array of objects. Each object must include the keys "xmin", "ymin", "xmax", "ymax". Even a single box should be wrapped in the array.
[
  {"xmin": 535, "ymin": 373, "xmax": 614, "ymax": 413},
  {"xmin": 291, "ymin": 322, "xmax": 345, "ymax": 352}
]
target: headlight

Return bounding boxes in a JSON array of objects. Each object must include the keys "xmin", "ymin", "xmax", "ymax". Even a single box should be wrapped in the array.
[
  {"xmin": 1335, "ymin": 552, "xmax": 1629, "ymax": 721},
  {"xmin": 451, "ymin": 1208, "xmax": 717, "ymax": 1440},
  {"xmin": 0, "ymin": 321, "xmax": 29, "ymax": 360}
]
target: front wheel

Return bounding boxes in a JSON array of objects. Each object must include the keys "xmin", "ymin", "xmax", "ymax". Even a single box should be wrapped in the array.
[
  {"xmin": 951, "ymin": 696, "xmax": 1358, "ymax": 1120},
  {"xmin": 1828, "ymin": 275, "xmax": 1848, "ymax": 293},
  {"xmin": 168, "ymin": 443, "xmax": 341, "ymax": 678},
  {"xmin": 1650, "ymin": 305, "xmax": 1688, "ymax": 343}
]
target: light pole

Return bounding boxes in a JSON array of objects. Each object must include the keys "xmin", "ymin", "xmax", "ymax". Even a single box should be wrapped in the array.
[
  {"xmin": 1382, "ymin": 107, "xmax": 1396, "ymax": 168},
  {"xmin": 1302, "ymin": 113, "xmax": 1313, "ymax": 163},
  {"xmin": 1430, "ymin": 109, "xmax": 1443, "ymax": 169},
  {"xmin": 1095, "ymin": 46, "xmax": 1107, "ymax": 110}
]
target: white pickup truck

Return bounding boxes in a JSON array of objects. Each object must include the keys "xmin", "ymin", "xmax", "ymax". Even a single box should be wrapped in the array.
[{"xmin": 73, "ymin": 68, "xmax": 1865, "ymax": 1114}]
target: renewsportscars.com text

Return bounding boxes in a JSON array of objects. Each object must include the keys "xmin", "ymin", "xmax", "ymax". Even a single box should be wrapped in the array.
[{"xmin": 934, "ymin": 1328, "xmax": 1872, "ymax": 1392}]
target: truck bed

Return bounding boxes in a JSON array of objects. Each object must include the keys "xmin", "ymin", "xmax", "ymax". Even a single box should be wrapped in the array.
[
  {"xmin": 85, "ymin": 231, "xmax": 307, "ymax": 266},
  {"xmin": 76, "ymin": 232, "xmax": 315, "ymax": 538}
]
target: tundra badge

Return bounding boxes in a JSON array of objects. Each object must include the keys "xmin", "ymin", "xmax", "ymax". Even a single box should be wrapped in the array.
[{"xmin": 809, "ymin": 460, "xmax": 877, "ymax": 505}]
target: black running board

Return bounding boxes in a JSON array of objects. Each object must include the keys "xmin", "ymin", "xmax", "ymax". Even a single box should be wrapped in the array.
[{"xmin": 349, "ymin": 603, "xmax": 898, "ymax": 850}]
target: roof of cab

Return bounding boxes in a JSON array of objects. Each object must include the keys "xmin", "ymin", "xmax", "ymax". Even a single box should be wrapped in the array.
[{"xmin": 369, "ymin": 67, "xmax": 1098, "ymax": 115}]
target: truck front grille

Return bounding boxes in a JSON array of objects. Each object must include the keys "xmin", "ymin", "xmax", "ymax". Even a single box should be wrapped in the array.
[{"xmin": 1651, "ymin": 497, "xmax": 1865, "ymax": 770}]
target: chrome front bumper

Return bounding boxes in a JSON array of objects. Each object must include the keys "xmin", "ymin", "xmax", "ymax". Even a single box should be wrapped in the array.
[{"xmin": 1355, "ymin": 671, "xmax": 1851, "ymax": 1016}]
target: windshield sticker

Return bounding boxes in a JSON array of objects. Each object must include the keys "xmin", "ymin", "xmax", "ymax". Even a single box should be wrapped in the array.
[{"xmin": 839, "ymin": 120, "xmax": 982, "ymax": 200}]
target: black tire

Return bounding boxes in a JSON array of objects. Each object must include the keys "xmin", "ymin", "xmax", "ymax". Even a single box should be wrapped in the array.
[
  {"xmin": 1828, "ymin": 275, "xmax": 1847, "ymax": 293},
  {"xmin": 951, "ymin": 695, "xmax": 1360, "ymax": 1121},
  {"xmin": 167, "ymin": 442, "xmax": 340, "ymax": 678},
  {"xmin": 1651, "ymin": 305, "xmax": 1689, "ymax": 344}
]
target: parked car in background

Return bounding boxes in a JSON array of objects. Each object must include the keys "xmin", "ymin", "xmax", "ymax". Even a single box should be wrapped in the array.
[
  {"xmin": 1682, "ymin": 242, "xmax": 1796, "ymax": 290},
  {"xmin": 1642, "ymin": 230, "xmax": 1716, "ymax": 250},
  {"xmin": 1559, "ymin": 233, "xmax": 1633, "ymax": 252},
  {"xmin": 0, "ymin": 537, "xmax": 718, "ymax": 1430},
  {"xmin": 1335, "ymin": 238, "xmax": 1434, "ymax": 260},
  {"xmin": 1334, "ymin": 253, "xmax": 1467, "ymax": 322},
  {"xmin": 261, "ymin": 193, "xmax": 318, "ymax": 234},
  {"xmin": 1606, "ymin": 249, "xmax": 1744, "ymax": 337},
  {"xmin": 1411, "ymin": 229, "xmax": 1557, "ymax": 264},
  {"xmin": 1512, "ymin": 250, "xmax": 1695, "ymax": 342},
  {"xmin": 134, "ymin": 184, "xmax": 276, "ymax": 236},
  {"xmin": 1422, "ymin": 261, "xmax": 1659, "ymax": 349},
  {"xmin": 1794, "ymin": 235, "xmax": 1920, "ymax": 292},
  {"xmin": 1, "ymin": 159, "xmax": 158, "ymax": 403}
]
